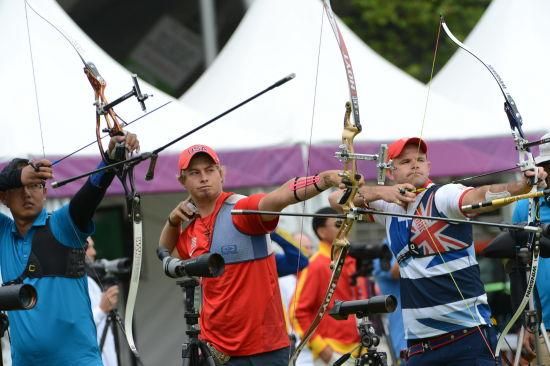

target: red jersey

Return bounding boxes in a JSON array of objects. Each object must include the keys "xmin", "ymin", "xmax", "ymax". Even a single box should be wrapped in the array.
[
  {"xmin": 290, "ymin": 241, "xmax": 363, "ymax": 358},
  {"xmin": 176, "ymin": 192, "xmax": 289, "ymax": 356}
]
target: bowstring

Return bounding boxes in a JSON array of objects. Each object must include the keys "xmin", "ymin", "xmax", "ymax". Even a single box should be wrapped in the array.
[
  {"xmin": 23, "ymin": 0, "xmax": 130, "ymax": 343},
  {"xmin": 288, "ymin": 1, "xmax": 326, "ymax": 348},
  {"xmin": 23, "ymin": 1, "xmax": 46, "ymax": 158}
]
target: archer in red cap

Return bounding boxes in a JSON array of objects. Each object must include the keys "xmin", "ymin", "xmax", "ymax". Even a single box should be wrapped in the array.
[
  {"xmin": 159, "ymin": 144, "xmax": 345, "ymax": 363},
  {"xmin": 329, "ymin": 136, "xmax": 548, "ymax": 365}
]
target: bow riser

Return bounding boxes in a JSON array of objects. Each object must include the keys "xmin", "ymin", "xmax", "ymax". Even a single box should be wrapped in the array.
[
  {"xmin": 84, "ymin": 63, "xmax": 126, "ymax": 162},
  {"xmin": 289, "ymin": 3, "xmax": 362, "ymax": 359}
]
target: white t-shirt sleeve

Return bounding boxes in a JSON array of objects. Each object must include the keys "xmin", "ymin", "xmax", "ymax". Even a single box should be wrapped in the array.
[
  {"xmin": 434, "ymin": 184, "xmax": 474, "ymax": 219},
  {"xmin": 368, "ymin": 200, "xmax": 390, "ymax": 225},
  {"xmin": 88, "ymin": 277, "xmax": 107, "ymax": 325}
]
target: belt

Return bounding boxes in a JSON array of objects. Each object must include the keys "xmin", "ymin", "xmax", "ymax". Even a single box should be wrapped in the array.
[
  {"xmin": 401, "ymin": 325, "xmax": 485, "ymax": 361},
  {"xmin": 206, "ymin": 342, "xmax": 231, "ymax": 365}
]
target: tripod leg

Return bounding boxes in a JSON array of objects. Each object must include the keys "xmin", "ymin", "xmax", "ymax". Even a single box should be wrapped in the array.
[
  {"xmin": 99, "ymin": 314, "xmax": 112, "ymax": 352},
  {"xmin": 198, "ymin": 342, "xmax": 216, "ymax": 366},
  {"xmin": 534, "ymin": 324, "xmax": 542, "ymax": 366},
  {"xmin": 513, "ymin": 326, "xmax": 525, "ymax": 366},
  {"xmin": 110, "ymin": 313, "xmax": 123, "ymax": 366},
  {"xmin": 181, "ymin": 342, "xmax": 194, "ymax": 366},
  {"xmin": 541, "ymin": 323, "xmax": 550, "ymax": 358}
]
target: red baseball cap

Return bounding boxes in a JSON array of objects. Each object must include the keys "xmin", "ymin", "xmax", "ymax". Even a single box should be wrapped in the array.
[
  {"xmin": 178, "ymin": 144, "xmax": 221, "ymax": 170},
  {"xmin": 387, "ymin": 137, "xmax": 427, "ymax": 160}
]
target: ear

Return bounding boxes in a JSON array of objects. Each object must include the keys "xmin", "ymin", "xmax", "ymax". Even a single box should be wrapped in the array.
[
  {"xmin": 316, "ymin": 226, "xmax": 327, "ymax": 242},
  {"xmin": 220, "ymin": 165, "xmax": 226, "ymax": 182},
  {"xmin": 386, "ymin": 169, "xmax": 395, "ymax": 182},
  {"xmin": 177, "ymin": 172, "xmax": 186, "ymax": 186}
]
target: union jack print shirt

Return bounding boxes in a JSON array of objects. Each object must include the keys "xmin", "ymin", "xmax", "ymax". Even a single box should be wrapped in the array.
[{"xmin": 370, "ymin": 183, "xmax": 491, "ymax": 340}]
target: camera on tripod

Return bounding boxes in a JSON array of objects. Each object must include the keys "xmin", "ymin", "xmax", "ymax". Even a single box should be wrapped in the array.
[
  {"xmin": 88, "ymin": 257, "xmax": 131, "ymax": 287},
  {"xmin": 156, "ymin": 247, "xmax": 224, "ymax": 278},
  {"xmin": 156, "ymin": 247, "xmax": 226, "ymax": 366},
  {"xmin": 330, "ymin": 295, "xmax": 397, "ymax": 320},
  {"xmin": 349, "ymin": 241, "xmax": 392, "ymax": 267},
  {"xmin": 348, "ymin": 240, "xmax": 393, "ymax": 284},
  {"xmin": 330, "ymin": 295, "xmax": 397, "ymax": 366}
]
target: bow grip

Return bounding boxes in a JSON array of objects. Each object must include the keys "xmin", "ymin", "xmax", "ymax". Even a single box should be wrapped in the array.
[
  {"xmin": 339, "ymin": 187, "xmax": 352, "ymax": 205},
  {"xmin": 338, "ymin": 172, "xmax": 361, "ymax": 204},
  {"xmin": 145, "ymin": 153, "xmax": 158, "ymax": 181},
  {"xmin": 110, "ymin": 142, "xmax": 126, "ymax": 162}
]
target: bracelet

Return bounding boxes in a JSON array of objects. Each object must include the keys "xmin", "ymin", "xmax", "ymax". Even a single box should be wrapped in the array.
[
  {"xmin": 313, "ymin": 174, "xmax": 324, "ymax": 192},
  {"xmin": 167, "ymin": 215, "xmax": 180, "ymax": 227}
]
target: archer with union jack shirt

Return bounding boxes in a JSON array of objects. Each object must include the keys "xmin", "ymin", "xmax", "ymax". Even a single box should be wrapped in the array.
[{"xmin": 331, "ymin": 137, "xmax": 547, "ymax": 366}]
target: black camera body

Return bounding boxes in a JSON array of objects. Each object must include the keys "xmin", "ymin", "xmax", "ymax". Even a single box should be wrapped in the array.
[
  {"xmin": 330, "ymin": 296, "xmax": 396, "ymax": 366},
  {"xmin": 156, "ymin": 247, "xmax": 224, "ymax": 278},
  {"xmin": 87, "ymin": 258, "xmax": 131, "ymax": 287},
  {"xmin": 347, "ymin": 241, "xmax": 393, "ymax": 283}
]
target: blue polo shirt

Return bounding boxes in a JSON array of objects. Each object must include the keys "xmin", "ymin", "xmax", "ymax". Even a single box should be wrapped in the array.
[
  {"xmin": 0, "ymin": 206, "xmax": 101, "ymax": 366},
  {"xmin": 373, "ymin": 258, "xmax": 406, "ymax": 358}
]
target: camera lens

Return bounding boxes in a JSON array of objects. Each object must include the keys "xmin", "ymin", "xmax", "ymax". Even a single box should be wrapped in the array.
[
  {"xmin": 19, "ymin": 284, "xmax": 38, "ymax": 309},
  {"xmin": 0, "ymin": 284, "xmax": 38, "ymax": 311}
]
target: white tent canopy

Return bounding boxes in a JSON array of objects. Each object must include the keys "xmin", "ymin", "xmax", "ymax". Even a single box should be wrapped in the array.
[
  {"xmin": 0, "ymin": 0, "xmax": 202, "ymax": 159},
  {"xmin": 431, "ymin": 0, "xmax": 550, "ymax": 136},
  {"xmin": 180, "ymin": 0, "xmax": 495, "ymax": 147}
]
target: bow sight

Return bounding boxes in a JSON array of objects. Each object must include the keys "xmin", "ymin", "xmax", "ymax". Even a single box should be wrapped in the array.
[
  {"xmin": 335, "ymin": 143, "xmax": 391, "ymax": 185},
  {"xmin": 94, "ymin": 73, "xmax": 149, "ymax": 117}
]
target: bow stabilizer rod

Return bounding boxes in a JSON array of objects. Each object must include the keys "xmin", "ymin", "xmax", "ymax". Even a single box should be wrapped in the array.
[
  {"xmin": 231, "ymin": 208, "xmax": 542, "ymax": 233},
  {"xmin": 462, "ymin": 189, "xmax": 550, "ymax": 211},
  {"xmin": 51, "ymin": 74, "xmax": 296, "ymax": 188},
  {"xmin": 143, "ymin": 73, "xmax": 295, "ymax": 181}
]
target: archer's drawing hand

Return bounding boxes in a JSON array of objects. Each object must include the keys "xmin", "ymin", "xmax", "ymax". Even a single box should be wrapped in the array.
[
  {"xmin": 169, "ymin": 197, "xmax": 198, "ymax": 226},
  {"xmin": 22, "ymin": 159, "xmax": 53, "ymax": 185}
]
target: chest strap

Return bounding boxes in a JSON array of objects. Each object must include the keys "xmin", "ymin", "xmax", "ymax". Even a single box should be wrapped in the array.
[{"xmin": 5, "ymin": 219, "xmax": 86, "ymax": 285}]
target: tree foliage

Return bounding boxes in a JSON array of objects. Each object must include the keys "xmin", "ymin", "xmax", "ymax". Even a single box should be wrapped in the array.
[{"xmin": 332, "ymin": 0, "xmax": 492, "ymax": 83}]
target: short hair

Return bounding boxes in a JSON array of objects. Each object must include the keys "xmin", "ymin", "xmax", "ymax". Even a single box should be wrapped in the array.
[
  {"xmin": 1, "ymin": 158, "xmax": 29, "ymax": 175},
  {"xmin": 312, "ymin": 207, "xmax": 338, "ymax": 240}
]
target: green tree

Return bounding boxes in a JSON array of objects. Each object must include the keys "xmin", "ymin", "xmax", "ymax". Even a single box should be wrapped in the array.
[{"xmin": 332, "ymin": 0, "xmax": 491, "ymax": 83}]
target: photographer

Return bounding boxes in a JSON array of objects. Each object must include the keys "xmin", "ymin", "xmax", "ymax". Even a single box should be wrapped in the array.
[{"xmin": 85, "ymin": 237, "xmax": 120, "ymax": 366}]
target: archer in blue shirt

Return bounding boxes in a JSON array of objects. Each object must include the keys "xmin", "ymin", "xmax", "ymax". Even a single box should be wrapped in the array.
[{"xmin": 0, "ymin": 133, "xmax": 139, "ymax": 366}]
